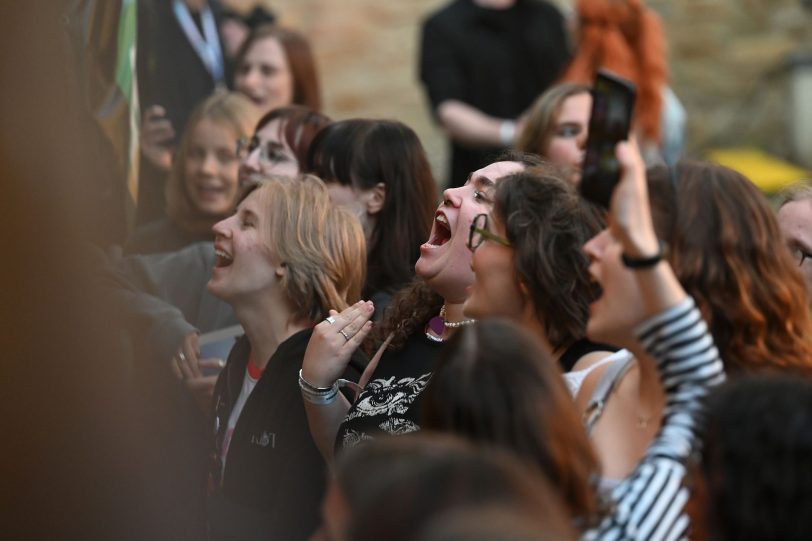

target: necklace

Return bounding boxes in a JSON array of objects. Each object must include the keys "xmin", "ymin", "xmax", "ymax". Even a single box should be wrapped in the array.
[
  {"xmin": 440, "ymin": 304, "xmax": 476, "ymax": 328},
  {"xmin": 424, "ymin": 305, "xmax": 476, "ymax": 342}
]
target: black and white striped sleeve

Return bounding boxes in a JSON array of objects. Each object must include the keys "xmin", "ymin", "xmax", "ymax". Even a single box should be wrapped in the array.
[{"xmin": 583, "ymin": 297, "xmax": 725, "ymax": 541}]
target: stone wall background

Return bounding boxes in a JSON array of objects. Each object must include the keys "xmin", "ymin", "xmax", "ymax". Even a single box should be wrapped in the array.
[{"xmin": 224, "ymin": 0, "xmax": 812, "ymax": 184}]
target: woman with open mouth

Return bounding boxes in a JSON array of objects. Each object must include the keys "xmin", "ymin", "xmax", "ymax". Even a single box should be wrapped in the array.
[
  {"xmin": 204, "ymin": 175, "xmax": 365, "ymax": 541},
  {"xmin": 126, "ymin": 91, "xmax": 260, "ymax": 255},
  {"xmin": 298, "ymin": 152, "xmax": 544, "ymax": 462}
]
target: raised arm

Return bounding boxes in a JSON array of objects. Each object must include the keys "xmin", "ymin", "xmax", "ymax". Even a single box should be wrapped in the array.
[
  {"xmin": 301, "ymin": 301, "xmax": 376, "ymax": 463},
  {"xmin": 583, "ymin": 142, "xmax": 725, "ymax": 540}
]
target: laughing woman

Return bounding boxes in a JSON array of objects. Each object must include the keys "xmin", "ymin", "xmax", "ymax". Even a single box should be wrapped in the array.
[
  {"xmin": 205, "ymin": 175, "xmax": 365, "ymax": 540},
  {"xmin": 127, "ymin": 91, "xmax": 260, "ymax": 254}
]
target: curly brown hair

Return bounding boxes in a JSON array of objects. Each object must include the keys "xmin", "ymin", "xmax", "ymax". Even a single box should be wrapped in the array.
[
  {"xmin": 493, "ymin": 168, "xmax": 605, "ymax": 352},
  {"xmin": 365, "ymin": 278, "xmax": 443, "ymax": 354},
  {"xmin": 648, "ymin": 162, "xmax": 812, "ymax": 374}
]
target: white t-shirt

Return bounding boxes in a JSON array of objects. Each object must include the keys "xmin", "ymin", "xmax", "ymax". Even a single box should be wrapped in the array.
[{"xmin": 220, "ymin": 363, "xmax": 262, "ymax": 472}]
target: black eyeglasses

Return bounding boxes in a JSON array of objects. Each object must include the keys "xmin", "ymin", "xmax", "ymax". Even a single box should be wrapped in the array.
[{"xmin": 468, "ymin": 213, "xmax": 511, "ymax": 251}]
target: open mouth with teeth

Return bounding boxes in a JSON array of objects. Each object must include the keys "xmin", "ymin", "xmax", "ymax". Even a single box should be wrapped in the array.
[
  {"xmin": 428, "ymin": 213, "xmax": 452, "ymax": 247},
  {"xmin": 215, "ymin": 248, "xmax": 234, "ymax": 268},
  {"xmin": 196, "ymin": 185, "xmax": 228, "ymax": 200}
]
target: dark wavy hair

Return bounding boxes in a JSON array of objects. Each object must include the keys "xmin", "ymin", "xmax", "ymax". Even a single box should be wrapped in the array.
[
  {"xmin": 307, "ymin": 119, "xmax": 437, "ymax": 298},
  {"xmin": 335, "ymin": 434, "xmax": 577, "ymax": 541},
  {"xmin": 365, "ymin": 152, "xmax": 548, "ymax": 353},
  {"xmin": 422, "ymin": 319, "xmax": 600, "ymax": 522},
  {"xmin": 700, "ymin": 375, "xmax": 812, "ymax": 541},
  {"xmin": 647, "ymin": 162, "xmax": 812, "ymax": 374},
  {"xmin": 493, "ymin": 168, "xmax": 605, "ymax": 352},
  {"xmin": 235, "ymin": 24, "xmax": 322, "ymax": 111}
]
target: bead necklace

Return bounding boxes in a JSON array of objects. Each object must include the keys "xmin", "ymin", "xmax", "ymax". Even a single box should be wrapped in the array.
[{"xmin": 425, "ymin": 305, "xmax": 476, "ymax": 342}]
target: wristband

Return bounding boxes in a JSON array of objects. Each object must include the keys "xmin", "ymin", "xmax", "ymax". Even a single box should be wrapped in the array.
[
  {"xmin": 621, "ymin": 241, "xmax": 667, "ymax": 269},
  {"xmin": 499, "ymin": 120, "xmax": 516, "ymax": 147},
  {"xmin": 298, "ymin": 369, "xmax": 363, "ymax": 405}
]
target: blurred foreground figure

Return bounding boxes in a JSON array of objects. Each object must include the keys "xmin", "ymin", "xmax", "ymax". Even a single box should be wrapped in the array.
[{"xmin": 0, "ymin": 2, "xmax": 196, "ymax": 539}]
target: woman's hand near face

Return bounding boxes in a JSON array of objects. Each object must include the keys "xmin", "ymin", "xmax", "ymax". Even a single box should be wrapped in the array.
[{"xmin": 302, "ymin": 301, "xmax": 375, "ymax": 388}]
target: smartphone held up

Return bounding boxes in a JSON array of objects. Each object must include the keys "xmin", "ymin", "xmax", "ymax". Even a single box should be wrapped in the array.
[{"xmin": 580, "ymin": 70, "xmax": 636, "ymax": 208}]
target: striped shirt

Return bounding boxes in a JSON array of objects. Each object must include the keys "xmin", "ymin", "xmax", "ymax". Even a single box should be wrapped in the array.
[{"xmin": 583, "ymin": 297, "xmax": 726, "ymax": 541}]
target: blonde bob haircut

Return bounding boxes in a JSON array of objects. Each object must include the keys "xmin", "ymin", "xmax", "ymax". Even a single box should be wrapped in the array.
[
  {"xmin": 516, "ymin": 83, "xmax": 591, "ymax": 158},
  {"xmin": 245, "ymin": 174, "xmax": 366, "ymax": 322},
  {"xmin": 166, "ymin": 90, "xmax": 260, "ymax": 233}
]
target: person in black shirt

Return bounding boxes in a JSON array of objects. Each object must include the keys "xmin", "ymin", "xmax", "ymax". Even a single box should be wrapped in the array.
[{"xmin": 418, "ymin": 0, "xmax": 570, "ymax": 187}]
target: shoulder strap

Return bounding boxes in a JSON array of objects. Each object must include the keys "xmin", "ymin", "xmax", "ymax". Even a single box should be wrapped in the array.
[{"xmin": 583, "ymin": 354, "xmax": 635, "ymax": 436}]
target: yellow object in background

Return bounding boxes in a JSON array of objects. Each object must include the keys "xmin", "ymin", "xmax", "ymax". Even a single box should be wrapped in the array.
[{"xmin": 706, "ymin": 147, "xmax": 811, "ymax": 193}]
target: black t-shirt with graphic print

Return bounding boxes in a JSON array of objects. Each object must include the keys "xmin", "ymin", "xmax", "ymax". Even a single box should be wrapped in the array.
[{"xmin": 335, "ymin": 329, "xmax": 443, "ymax": 452}]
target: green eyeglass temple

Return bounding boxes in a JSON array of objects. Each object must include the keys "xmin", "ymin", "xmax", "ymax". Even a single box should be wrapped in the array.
[{"xmin": 468, "ymin": 214, "xmax": 511, "ymax": 250}]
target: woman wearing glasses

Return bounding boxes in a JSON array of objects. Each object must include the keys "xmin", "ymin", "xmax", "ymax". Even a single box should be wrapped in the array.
[
  {"xmin": 300, "ymin": 154, "xmax": 542, "ymax": 461},
  {"xmin": 462, "ymin": 169, "xmax": 615, "ymax": 373}
]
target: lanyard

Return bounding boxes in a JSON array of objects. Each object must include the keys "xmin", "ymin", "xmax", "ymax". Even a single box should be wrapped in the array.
[{"xmin": 172, "ymin": 0, "xmax": 225, "ymax": 84}]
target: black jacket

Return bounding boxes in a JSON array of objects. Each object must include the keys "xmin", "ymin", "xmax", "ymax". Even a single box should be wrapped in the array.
[{"xmin": 208, "ymin": 330, "xmax": 324, "ymax": 541}]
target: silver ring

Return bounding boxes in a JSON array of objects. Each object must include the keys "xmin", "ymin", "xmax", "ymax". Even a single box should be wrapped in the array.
[
  {"xmin": 339, "ymin": 329, "xmax": 351, "ymax": 342},
  {"xmin": 177, "ymin": 351, "xmax": 187, "ymax": 363},
  {"xmin": 325, "ymin": 316, "xmax": 337, "ymax": 325}
]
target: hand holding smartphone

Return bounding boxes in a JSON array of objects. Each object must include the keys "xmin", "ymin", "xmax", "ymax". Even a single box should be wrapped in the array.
[{"xmin": 580, "ymin": 70, "xmax": 637, "ymax": 208}]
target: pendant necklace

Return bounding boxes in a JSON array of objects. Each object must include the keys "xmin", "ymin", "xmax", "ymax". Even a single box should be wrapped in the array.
[{"xmin": 425, "ymin": 305, "xmax": 475, "ymax": 342}]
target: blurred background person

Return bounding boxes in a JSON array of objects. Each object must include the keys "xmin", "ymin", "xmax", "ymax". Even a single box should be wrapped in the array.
[
  {"xmin": 777, "ymin": 181, "xmax": 812, "ymax": 302},
  {"xmin": 515, "ymin": 83, "xmax": 592, "ymax": 184},
  {"xmin": 219, "ymin": 5, "xmax": 276, "ymax": 61},
  {"xmin": 125, "ymin": 91, "xmax": 260, "ymax": 255},
  {"xmin": 419, "ymin": 0, "xmax": 571, "ymax": 188},
  {"xmin": 137, "ymin": 0, "xmax": 232, "ymax": 225},
  {"xmin": 560, "ymin": 0, "xmax": 684, "ymax": 165},
  {"xmin": 233, "ymin": 24, "xmax": 322, "ymax": 114},
  {"xmin": 138, "ymin": 21, "xmax": 321, "ymax": 225}
]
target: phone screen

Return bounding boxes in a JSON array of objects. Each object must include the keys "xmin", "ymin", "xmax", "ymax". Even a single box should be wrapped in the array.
[{"xmin": 580, "ymin": 70, "xmax": 637, "ymax": 208}]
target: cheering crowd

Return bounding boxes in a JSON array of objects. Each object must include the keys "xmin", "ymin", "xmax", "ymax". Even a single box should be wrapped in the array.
[{"xmin": 36, "ymin": 0, "xmax": 812, "ymax": 540}]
